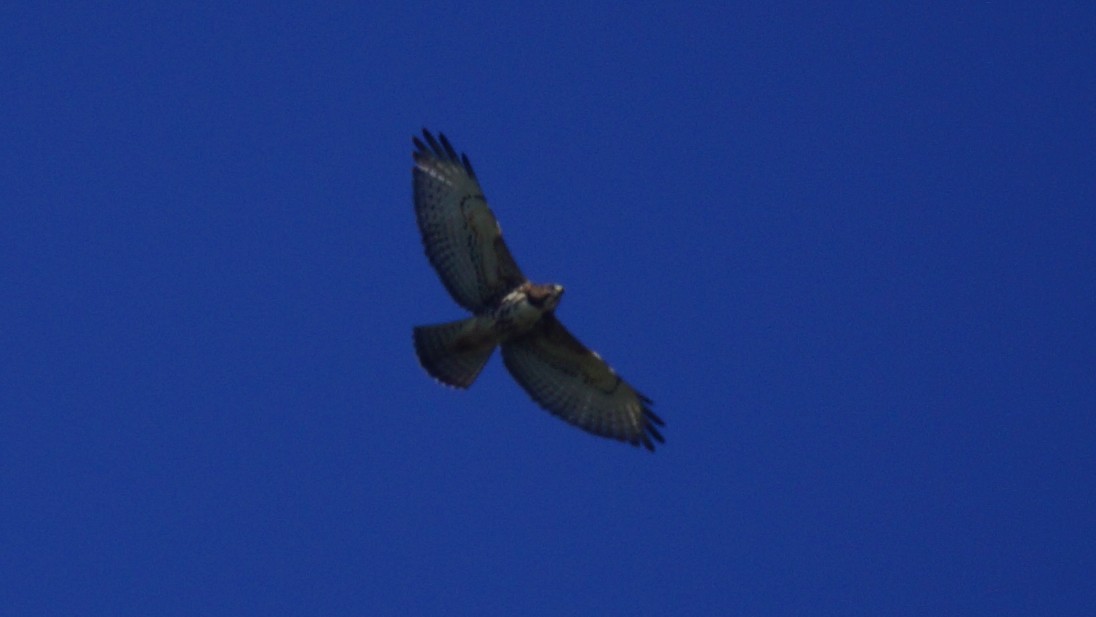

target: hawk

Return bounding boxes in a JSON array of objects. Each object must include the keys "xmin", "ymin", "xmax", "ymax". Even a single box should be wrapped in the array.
[{"xmin": 411, "ymin": 129, "xmax": 665, "ymax": 451}]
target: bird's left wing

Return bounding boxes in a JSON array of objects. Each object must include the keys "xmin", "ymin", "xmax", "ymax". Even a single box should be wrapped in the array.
[
  {"xmin": 413, "ymin": 130, "xmax": 525, "ymax": 312},
  {"xmin": 501, "ymin": 314, "xmax": 665, "ymax": 451}
]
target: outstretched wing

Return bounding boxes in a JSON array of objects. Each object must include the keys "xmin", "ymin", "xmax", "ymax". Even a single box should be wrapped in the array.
[
  {"xmin": 413, "ymin": 130, "xmax": 525, "ymax": 312},
  {"xmin": 501, "ymin": 314, "xmax": 665, "ymax": 451}
]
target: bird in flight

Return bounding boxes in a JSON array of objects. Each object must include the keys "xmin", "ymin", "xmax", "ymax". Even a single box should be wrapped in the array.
[{"xmin": 410, "ymin": 129, "xmax": 665, "ymax": 451}]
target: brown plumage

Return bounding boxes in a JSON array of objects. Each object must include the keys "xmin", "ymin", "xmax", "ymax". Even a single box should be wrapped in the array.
[{"xmin": 411, "ymin": 129, "xmax": 664, "ymax": 451}]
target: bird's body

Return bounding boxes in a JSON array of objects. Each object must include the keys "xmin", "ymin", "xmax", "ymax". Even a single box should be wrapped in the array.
[
  {"xmin": 492, "ymin": 282, "xmax": 564, "ymax": 338},
  {"xmin": 410, "ymin": 129, "xmax": 665, "ymax": 450}
]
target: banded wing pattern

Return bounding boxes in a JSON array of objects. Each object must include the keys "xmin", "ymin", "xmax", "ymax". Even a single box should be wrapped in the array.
[
  {"xmin": 412, "ymin": 130, "xmax": 525, "ymax": 312},
  {"xmin": 412, "ymin": 129, "xmax": 666, "ymax": 451},
  {"xmin": 501, "ymin": 314, "xmax": 665, "ymax": 451}
]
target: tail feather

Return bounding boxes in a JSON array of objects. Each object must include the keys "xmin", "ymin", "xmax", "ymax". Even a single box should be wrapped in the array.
[{"xmin": 413, "ymin": 318, "xmax": 496, "ymax": 388}]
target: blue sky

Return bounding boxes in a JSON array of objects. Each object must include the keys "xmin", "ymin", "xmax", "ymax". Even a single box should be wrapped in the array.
[{"xmin": 4, "ymin": 3, "xmax": 1094, "ymax": 615}]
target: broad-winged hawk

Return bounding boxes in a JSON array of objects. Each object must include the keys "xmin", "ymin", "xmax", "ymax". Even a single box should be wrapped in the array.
[{"xmin": 411, "ymin": 130, "xmax": 665, "ymax": 451}]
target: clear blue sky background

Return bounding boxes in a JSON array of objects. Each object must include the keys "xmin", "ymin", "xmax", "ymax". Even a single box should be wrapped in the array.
[{"xmin": 4, "ymin": 3, "xmax": 1094, "ymax": 615}]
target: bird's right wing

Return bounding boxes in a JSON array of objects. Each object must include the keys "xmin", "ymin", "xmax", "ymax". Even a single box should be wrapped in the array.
[{"xmin": 412, "ymin": 130, "xmax": 525, "ymax": 312}]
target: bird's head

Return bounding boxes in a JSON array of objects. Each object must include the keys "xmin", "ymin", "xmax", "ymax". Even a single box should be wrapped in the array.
[{"xmin": 527, "ymin": 283, "xmax": 564, "ymax": 312}]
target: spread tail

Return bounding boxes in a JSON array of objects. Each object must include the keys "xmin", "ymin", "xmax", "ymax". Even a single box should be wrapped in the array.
[{"xmin": 413, "ymin": 318, "xmax": 496, "ymax": 388}]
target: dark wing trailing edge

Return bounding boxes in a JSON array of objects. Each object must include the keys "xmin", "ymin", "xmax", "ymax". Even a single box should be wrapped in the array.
[
  {"xmin": 501, "ymin": 314, "xmax": 666, "ymax": 451},
  {"xmin": 412, "ymin": 129, "xmax": 526, "ymax": 312}
]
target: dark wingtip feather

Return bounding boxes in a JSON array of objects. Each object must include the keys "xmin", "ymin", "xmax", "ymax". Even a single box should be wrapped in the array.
[
  {"xmin": 644, "ymin": 407, "xmax": 665, "ymax": 426},
  {"xmin": 646, "ymin": 422, "xmax": 665, "ymax": 444},
  {"xmin": 639, "ymin": 404, "xmax": 665, "ymax": 452},
  {"xmin": 438, "ymin": 133, "xmax": 459, "ymax": 161},
  {"xmin": 461, "ymin": 153, "xmax": 477, "ymax": 179},
  {"xmin": 422, "ymin": 130, "xmax": 444, "ymax": 159},
  {"xmin": 414, "ymin": 129, "xmax": 476, "ymax": 179}
]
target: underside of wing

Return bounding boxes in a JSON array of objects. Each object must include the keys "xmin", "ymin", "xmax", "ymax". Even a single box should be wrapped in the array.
[
  {"xmin": 501, "ymin": 314, "xmax": 665, "ymax": 451},
  {"xmin": 412, "ymin": 129, "xmax": 525, "ymax": 312}
]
